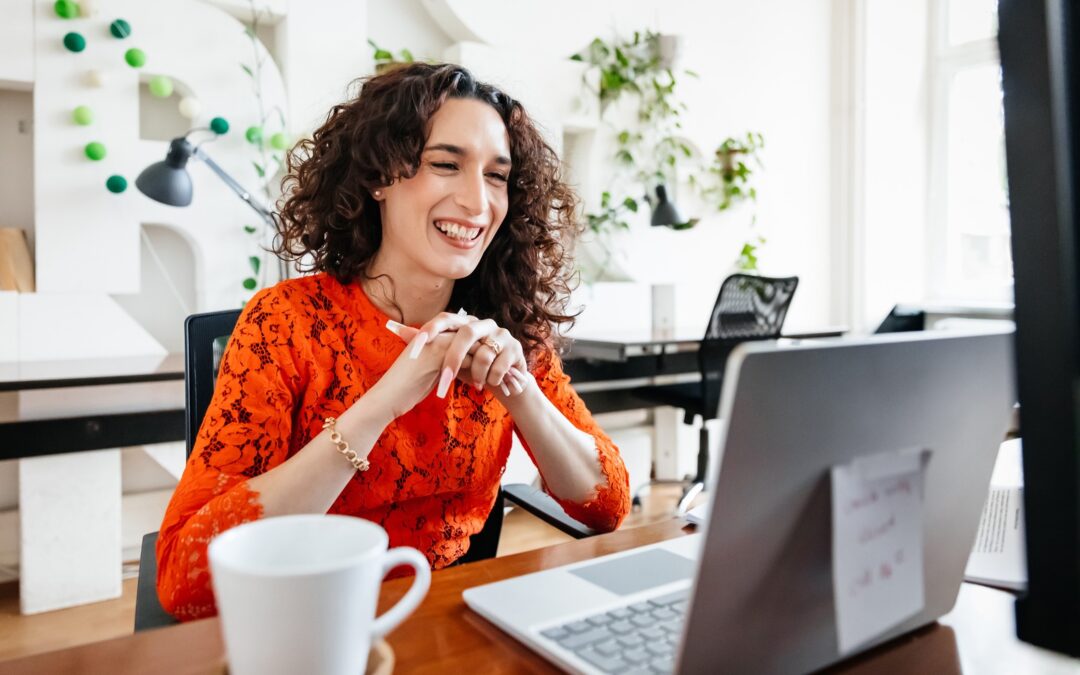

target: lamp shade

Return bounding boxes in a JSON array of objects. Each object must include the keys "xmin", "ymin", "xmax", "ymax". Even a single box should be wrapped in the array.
[
  {"xmin": 136, "ymin": 137, "xmax": 195, "ymax": 206},
  {"xmin": 650, "ymin": 184, "xmax": 685, "ymax": 227}
]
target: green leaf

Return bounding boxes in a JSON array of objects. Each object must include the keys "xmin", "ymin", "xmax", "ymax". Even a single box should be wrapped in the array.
[
  {"xmin": 367, "ymin": 38, "xmax": 379, "ymax": 49},
  {"xmin": 601, "ymin": 191, "xmax": 612, "ymax": 208},
  {"xmin": 240, "ymin": 63, "xmax": 253, "ymax": 78},
  {"xmin": 242, "ymin": 277, "xmax": 258, "ymax": 291},
  {"xmin": 617, "ymin": 130, "xmax": 631, "ymax": 145},
  {"xmin": 399, "ymin": 48, "xmax": 414, "ymax": 63},
  {"xmin": 373, "ymin": 49, "xmax": 393, "ymax": 61},
  {"xmin": 252, "ymin": 161, "xmax": 266, "ymax": 178},
  {"xmin": 249, "ymin": 256, "xmax": 261, "ymax": 274},
  {"xmin": 243, "ymin": 225, "xmax": 257, "ymax": 234},
  {"xmin": 623, "ymin": 197, "xmax": 638, "ymax": 212},
  {"xmin": 569, "ymin": 53, "xmax": 583, "ymax": 62}
]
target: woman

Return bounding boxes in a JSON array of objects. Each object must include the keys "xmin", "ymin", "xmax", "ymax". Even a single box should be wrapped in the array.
[{"xmin": 156, "ymin": 63, "xmax": 630, "ymax": 620}]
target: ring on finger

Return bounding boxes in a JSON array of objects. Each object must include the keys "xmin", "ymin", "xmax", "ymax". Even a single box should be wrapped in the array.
[{"xmin": 479, "ymin": 336, "xmax": 502, "ymax": 356}]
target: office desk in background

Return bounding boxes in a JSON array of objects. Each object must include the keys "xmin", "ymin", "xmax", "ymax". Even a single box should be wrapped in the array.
[
  {"xmin": 565, "ymin": 327, "xmax": 845, "ymax": 416},
  {"xmin": 0, "ymin": 354, "xmax": 185, "ymax": 614},
  {"xmin": 0, "ymin": 518, "xmax": 1072, "ymax": 674}
]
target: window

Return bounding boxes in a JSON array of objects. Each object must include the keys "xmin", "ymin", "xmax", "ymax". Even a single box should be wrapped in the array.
[{"xmin": 928, "ymin": 0, "xmax": 1011, "ymax": 302}]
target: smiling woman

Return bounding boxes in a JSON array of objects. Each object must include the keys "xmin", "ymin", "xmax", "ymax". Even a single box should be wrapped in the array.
[{"xmin": 153, "ymin": 63, "xmax": 631, "ymax": 621}]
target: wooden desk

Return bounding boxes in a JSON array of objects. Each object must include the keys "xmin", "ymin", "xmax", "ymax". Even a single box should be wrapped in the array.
[{"xmin": 0, "ymin": 519, "xmax": 1073, "ymax": 674}]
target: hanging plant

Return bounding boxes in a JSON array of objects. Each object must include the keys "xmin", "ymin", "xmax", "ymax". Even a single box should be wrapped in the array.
[
  {"xmin": 572, "ymin": 31, "xmax": 699, "ymax": 232},
  {"xmin": 368, "ymin": 39, "xmax": 415, "ymax": 74},
  {"xmin": 691, "ymin": 132, "xmax": 765, "ymax": 213},
  {"xmin": 238, "ymin": 0, "xmax": 288, "ymax": 297}
]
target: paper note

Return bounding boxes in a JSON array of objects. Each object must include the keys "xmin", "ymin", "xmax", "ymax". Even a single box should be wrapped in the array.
[
  {"xmin": 831, "ymin": 448, "xmax": 928, "ymax": 655},
  {"xmin": 965, "ymin": 485, "xmax": 1027, "ymax": 591}
]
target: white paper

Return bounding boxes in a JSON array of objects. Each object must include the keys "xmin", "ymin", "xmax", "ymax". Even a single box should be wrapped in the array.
[
  {"xmin": 684, "ymin": 503, "xmax": 708, "ymax": 526},
  {"xmin": 965, "ymin": 485, "xmax": 1027, "ymax": 591},
  {"xmin": 831, "ymin": 448, "xmax": 928, "ymax": 655}
]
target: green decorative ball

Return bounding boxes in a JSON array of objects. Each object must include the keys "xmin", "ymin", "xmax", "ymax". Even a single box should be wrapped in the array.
[
  {"xmin": 54, "ymin": 0, "xmax": 79, "ymax": 19},
  {"xmin": 209, "ymin": 117, "xmax": 230, "ymax": 135},
  {"xmin": 124, "ymin": 47, "xmax": 145, "ymax": 68},
  {"xmin": 244, "ymin": 126, "xmax": 262, "ymax": 144},
  {"xmin": 105, "ymin": 175, "xmax": 127, "ymax": 193},
  {"xmin": 148, "ymin": 75, "xmax": 173, "ymax": 98},
  {"xmin": 84, "ymin": 141, "xmax": 106, "ymax": 161},
  {"xmin": 109, "ymin": 19, "xmax": 131, "ymax": 39},
  {"xmin": 72, "ymin": 105, "xmax": 93, "ymax": 126},
  {"xmin": 62, "ymin": 32, "xmax": 86, "ymax": 53},
  {"xmin": 269, "ymin": 132, "xmax": 289, "ymax": 151},
  {"xmin": 242, "ymin": 277, "xmax": 258, "ymax": 291}
]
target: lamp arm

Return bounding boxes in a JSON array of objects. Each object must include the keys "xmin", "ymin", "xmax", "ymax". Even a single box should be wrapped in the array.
[{"xmin": 191, "ymin": 146, "xmax": 275, "ymax": 226}]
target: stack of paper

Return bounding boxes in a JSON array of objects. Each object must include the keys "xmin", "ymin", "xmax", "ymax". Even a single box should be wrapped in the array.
[{"xmin": 964, "ymin": 438, "xmax": 1027, "ymax": 591}]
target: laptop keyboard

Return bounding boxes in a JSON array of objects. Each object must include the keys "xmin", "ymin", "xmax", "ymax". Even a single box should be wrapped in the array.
[{"xmin": 538, "ymin": 588, "xmax": 689, "ymax": 674}]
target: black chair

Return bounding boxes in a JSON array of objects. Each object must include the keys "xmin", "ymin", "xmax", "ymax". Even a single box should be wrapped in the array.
[
  {"xmin": 634, "ymin": 274, "xmax": 799, "ymax": 514},
  {"xmin": 135, "ymin": 309, "xmax": 594, "ymax": 631},
  {"xmin": 875, "ymin": 304, "xmax": 926, "ymax": 333}
]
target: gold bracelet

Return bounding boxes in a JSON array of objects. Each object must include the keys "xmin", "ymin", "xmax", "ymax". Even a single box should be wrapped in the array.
[{"xmin": 322, "ymin": 417, "xmax": 370, "ymax": 472}]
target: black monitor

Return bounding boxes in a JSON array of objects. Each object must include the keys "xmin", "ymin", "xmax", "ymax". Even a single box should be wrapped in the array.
[{"xmin": 999, "ymin": 0, "xmax": 1080, "ymax": 656}]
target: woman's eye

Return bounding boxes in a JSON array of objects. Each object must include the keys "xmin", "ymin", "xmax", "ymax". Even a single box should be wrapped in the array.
[
  {"xmin": 487, "ymin": 173, "xmax": 509, "ymax": 183},
  {"xmin": 432, "ymin": 162, "xmax": 458, "ymax": 171}
]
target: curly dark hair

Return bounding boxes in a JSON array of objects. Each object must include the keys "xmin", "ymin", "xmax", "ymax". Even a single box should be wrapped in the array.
[{"xmin": 273, "ymin": 62, "xmax": 581, "ymax": 362}]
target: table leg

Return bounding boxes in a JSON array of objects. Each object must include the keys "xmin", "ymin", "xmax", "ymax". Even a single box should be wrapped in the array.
[{"xmin": 18, "ymin": 449, "xmax": 121, "ymax": 614}]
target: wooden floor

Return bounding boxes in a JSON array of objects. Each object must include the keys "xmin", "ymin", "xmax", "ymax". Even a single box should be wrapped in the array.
[{"xmin": 0, "ymin": 484, "xmax": 694, "ymax": 663}]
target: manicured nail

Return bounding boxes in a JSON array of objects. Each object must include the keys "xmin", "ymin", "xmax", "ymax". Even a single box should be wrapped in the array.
[
  {"xmin": 437, "ymin": 367, "xmax": 454, "ymax": 398},
  {"xmin": 385, "ymin": 319, "xmax": 405, "ymax": 337},
  {"xmin": 457, "ymin": 307, "xmax": 467, "ymax": 316},
  {"xmin": 510, "ymin": 376, "xmax": 524, "ymax": 394},
  {"xmin": 408, "ymin": 332, "xmax": 428, "ymax": 359},
  {"xmin": 499, "ymin": 381, "xmax": 511, "ymax": 397}
]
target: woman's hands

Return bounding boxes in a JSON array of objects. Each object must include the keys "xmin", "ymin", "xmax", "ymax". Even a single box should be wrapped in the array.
[
  {"xmin": 363, "ymin": 330, "xmax": 461, "ymax": 421},
  {"xmin": 386, "ymin": 311, "xmax": 532, "ymax": 401}
]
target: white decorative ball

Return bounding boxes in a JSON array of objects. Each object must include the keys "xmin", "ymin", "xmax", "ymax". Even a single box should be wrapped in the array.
[
  {"xmin": 178, "ymin": 97, "xmax": 202, "ymax": 120},
  {"xmin": 80, "ymin": 0, "xmax": 101, "ymax": 18},
  {"xmin": 85, "ymin": 69, "xmax": 109, "ymax": 88}
]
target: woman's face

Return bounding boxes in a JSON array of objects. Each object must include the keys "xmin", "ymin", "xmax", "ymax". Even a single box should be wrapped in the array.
[{"xmin": 375, "ymin": 97, "xmax": 511, "ymax": 281}]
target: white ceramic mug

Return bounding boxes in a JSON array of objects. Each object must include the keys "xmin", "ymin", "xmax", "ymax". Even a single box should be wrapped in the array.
[{"xmin": 208, "ymin": 514, "xmax": 430, "ymax": 675}]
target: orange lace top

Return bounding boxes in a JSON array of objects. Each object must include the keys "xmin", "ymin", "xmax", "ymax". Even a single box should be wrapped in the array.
[{"xmin": 156, "ymin": 273, "xmax": 630, "ymax": 620}]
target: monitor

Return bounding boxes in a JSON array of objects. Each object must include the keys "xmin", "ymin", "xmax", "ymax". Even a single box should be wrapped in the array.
[{"xmin": 999, "ymin": 0, "xmax": 1080, "ymax": 656}]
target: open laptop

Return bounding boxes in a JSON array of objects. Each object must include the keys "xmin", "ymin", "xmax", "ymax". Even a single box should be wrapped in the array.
[{"xmin": 463, "ymin": 330, "xmax": 1016, "ymax": 674}]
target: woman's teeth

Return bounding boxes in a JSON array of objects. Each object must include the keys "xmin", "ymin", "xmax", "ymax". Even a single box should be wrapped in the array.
[{"xmin": 434, "ymin": 220, "xmax": 481, "ymax": 241}]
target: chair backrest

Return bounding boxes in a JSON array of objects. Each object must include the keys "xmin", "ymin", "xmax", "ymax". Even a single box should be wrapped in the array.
[
  {"xmin": 184, "ymin": 309, "xmax": 242, "ymax": 457},
  {"xmin": 704, "ymin": 273, "xmax": 800, "ymax": 340},
  {"xmin": 698, "ymin": 274, "xmax": 799, "ymax": 419}
]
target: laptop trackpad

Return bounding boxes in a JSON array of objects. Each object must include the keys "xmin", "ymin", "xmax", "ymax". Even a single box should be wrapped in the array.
[{"xmin": 569, "ymin": 549, "xmax": 695, "ymax": 596}]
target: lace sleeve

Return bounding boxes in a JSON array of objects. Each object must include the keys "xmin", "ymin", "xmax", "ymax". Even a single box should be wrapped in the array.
[
  {"xmin": 515, "ymin": 349, "xmax": 631, "ymax": 532},
  {"xmin": 155, "ymin": 287, "xmax": 303, "ymax": 620}
]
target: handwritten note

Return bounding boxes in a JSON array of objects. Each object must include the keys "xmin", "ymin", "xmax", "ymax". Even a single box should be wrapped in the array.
[{"xmin": 831, "ymin": 448, "xmax": 929, "ymax": 654}]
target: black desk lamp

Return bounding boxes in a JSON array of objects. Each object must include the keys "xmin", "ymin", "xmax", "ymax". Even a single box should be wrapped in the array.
[
  {"xmin": 136, "ymin": 134, "xmax": 274, "ymax": 227},
  {"xmin": 649, "ymin": 184, "xmax": 697, "ymax": 229}
]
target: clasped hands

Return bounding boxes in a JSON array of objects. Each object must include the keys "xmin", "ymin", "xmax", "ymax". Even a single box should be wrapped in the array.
[{"xmin": 384, "ymin": 309, "xmax": 531, "ymax": 402}]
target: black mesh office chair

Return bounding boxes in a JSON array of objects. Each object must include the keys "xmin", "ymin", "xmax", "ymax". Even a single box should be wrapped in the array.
[
  {"xmin": 134, "ymin": 309, "xmax": 594, "ymax": 631},
  {"xmin": 634, "ymin": 274, "xmax": 799, "ymax": 514}
]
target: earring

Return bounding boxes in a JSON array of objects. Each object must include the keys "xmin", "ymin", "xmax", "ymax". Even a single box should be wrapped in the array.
[{"xmin": 373, "ymin": 189, "xmax": 382, "ymax": 198}]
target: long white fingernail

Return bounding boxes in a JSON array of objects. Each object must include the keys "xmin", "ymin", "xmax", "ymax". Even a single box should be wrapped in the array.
[
  {"xmin": 510, "ymin": 377, "xmax": 524, "ymax": 393},
  {"xmin": 499, "ymin": 382, "xmax": 511, "ymax": 397},
  {"xmin": 457, "ymin": 307, "xmax": 467, "ymax": 316},
  {"xmin": 437, "ymin": 367, "xmax": 454, "ymax": 398},
  {"xmin": 408, "ymin": 332, "xmax": 428, "ymax": 359},
  {"xmin": 385, "ymin": 320, "xmax": 405, "ymax": 336}
]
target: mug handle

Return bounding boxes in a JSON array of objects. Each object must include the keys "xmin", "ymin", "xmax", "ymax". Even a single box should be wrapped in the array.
[{"xmin": 370, "ymin": 546, "xmax": 431, "ymax": 639}]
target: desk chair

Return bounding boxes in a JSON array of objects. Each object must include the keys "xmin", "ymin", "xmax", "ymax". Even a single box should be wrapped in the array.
[
  {"xmin": 634, "ymin": 274, "xmax": 798, "ymax": 514},
  {"xmin": 134, "ymin": 309, "xmax": 593, "ymax": 632}
]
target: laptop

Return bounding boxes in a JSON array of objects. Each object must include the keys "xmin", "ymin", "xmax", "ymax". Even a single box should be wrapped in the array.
[{"xmin": 463, "ymin": 330, "xmax": 1016, "ymax": 674}]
